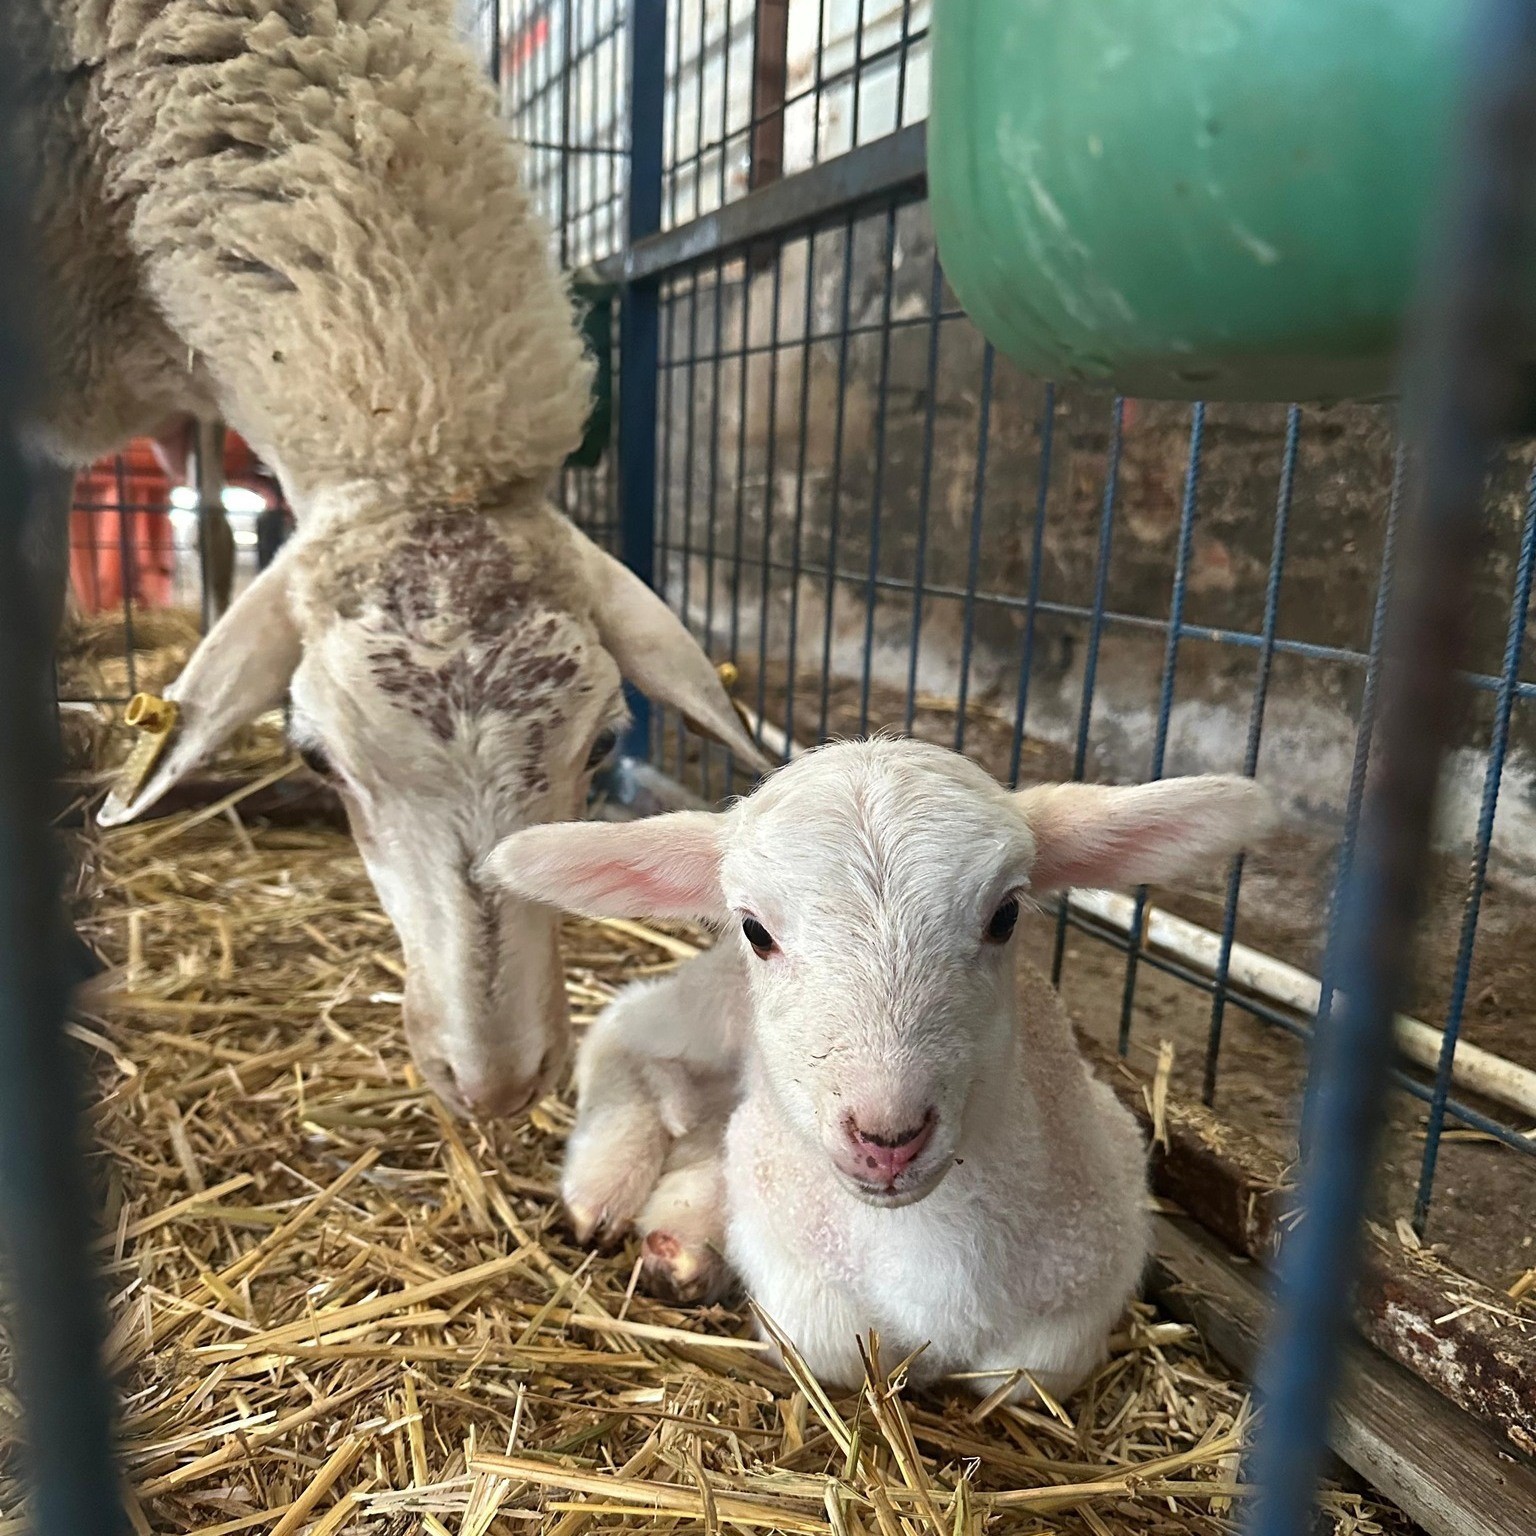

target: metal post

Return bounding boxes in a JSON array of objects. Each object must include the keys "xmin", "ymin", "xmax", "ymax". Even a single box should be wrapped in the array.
[
  {"xmin": 191, "ymin": 416, "xmax": 233, "ymax": 628},
  {"xmin": 0, "ymin": 51, "xmax": 125, "ymax": 1536},
  {"xmin": 618, "ymin": 0, "xmax": 665, "ymax": 756},
  {"xmin": 1244, "ymin": 2, "xmax": 1536, "ymax": 1531}
]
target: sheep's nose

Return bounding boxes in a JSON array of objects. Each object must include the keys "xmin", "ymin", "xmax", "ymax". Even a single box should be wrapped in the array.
[
  {"xmin": 456, "ymin": 1072, "xmax": 541, "ymax": 1120},
  {"xmin": 430, "ymin": 1048, "xmax": 559, "ymax": 1121},
  {"xmin": 843, "ymin": 1111, "xmax": 936, "ymax": 1185}
]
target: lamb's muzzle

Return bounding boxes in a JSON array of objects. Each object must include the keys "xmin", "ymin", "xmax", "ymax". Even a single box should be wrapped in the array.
[{"xmin": 834, "ymin": 1108, "xmax": 938, "ymax": 1198}]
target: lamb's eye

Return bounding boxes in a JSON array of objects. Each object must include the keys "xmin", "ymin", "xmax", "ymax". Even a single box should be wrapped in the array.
[
  {"xmin": 742, "ymin": 916, "xmax": 777, "ymax": 958},
  {"xmin": 586, "ymin": 727, "xmax": 620, "ymax": 771},
  {"xmin": 985, "ymin": 896, "xmax": 1020, "ymax": 944},
  {"xmin": 297, "ymin": 742, "xmax": 334, "ymax": 779}
]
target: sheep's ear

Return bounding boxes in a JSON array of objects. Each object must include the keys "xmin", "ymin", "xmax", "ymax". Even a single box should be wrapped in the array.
[
  {"xmin": 484, "ymin": 811, "xmax": 729, "ymax": 922},
  {"xmin": 97, "ymin": 557, "xmax": 301, "ymax": 826},
  {"xmin": 1014, "ymin": 775, "xmax": 1275, "ymax": 894},
  {"xmin": 569, "ymin": 525, "xmax": 773, "ymax": 775}
]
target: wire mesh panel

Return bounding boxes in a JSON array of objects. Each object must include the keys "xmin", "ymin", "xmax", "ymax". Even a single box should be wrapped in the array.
[
  {"xmin": 490, "ymin": 0, "xmax": 1536, "ymax": 1295},
  {"xmin": 495, "ymin": 0, "xmax": 628, "ymax": 266}
]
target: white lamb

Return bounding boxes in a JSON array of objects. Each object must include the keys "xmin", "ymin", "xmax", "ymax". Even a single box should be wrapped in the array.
[
  {"xmin": 487, "ymin": 738, "xmax": 1274, "ymax": 1400},
  {"xmin": 10, "ymin": 0, "xmax": 765, "ymax": 1118}
]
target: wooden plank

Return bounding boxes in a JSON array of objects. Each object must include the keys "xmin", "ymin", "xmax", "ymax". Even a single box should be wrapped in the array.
[
  {"xmin": 1081, "ymin": 1036, "xmax": 1289, "ymax": 1259},
  {"xmin": 1147, "ymin": 1214, "xmax": 1536, "ymax": 1536},
  {"xmin": 1355, "ymin": 1239, "xmax": 1536, "ymax": 1460},
  {"xmin": 1085, "ymin": 1035, "xmax": 1536, "ymax": 1456},
  {"xmin": 749, "ymin": 0, "xmax": 791, "ymax": 193}
]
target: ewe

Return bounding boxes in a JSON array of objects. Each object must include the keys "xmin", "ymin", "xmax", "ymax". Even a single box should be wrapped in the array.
[{"xmin": 10, "ymin": 0, "xmax": 764, "ymax": 1116}]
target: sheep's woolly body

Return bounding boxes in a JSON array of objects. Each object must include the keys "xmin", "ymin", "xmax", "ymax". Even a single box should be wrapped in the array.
[{"xmin": 15, "ymin": 0, "xmax": 592, "ymax": 505}]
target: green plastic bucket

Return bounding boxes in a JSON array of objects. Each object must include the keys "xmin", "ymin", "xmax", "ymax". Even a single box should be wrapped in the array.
[{"xmin": 927, "ymin": 0, "xmax": 1472, "ymax": 402}]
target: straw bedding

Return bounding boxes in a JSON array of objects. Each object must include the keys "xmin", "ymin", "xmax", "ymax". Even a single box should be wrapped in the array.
[{"xmin": 6, "ymin": 616, "xmax": 1410, "ymax": 1535}]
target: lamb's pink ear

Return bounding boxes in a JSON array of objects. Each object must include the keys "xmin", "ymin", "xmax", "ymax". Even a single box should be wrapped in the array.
[
  {"xmin": 1014, "ymin": 775, "xmax": 1276, "ymax": 893},
  {"xmin": 568, "ymin": 523, "xmax": 774, "ymax": 776},
  {"xmin": 483, "ymin": 811, "xmax": 728, "ymax": 922},
  {"xmin": 97, "ymin": 557, "xmax": 301, "ymax": 827}
]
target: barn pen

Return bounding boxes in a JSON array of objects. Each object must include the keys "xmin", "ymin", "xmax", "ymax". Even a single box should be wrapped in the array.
[{"xmin": 4, "ymin": 1, "xmax": 1536, "ymax": 1535}]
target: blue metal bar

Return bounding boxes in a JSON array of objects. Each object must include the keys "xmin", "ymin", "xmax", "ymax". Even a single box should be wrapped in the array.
[
  {"xmin": 652, "ymin": 529, "xmax": 1536, "ymax": 704},
  {"xmin": 782, "ymin": 230, "xmax": 819, "ymax": 758},
  {"xmin": 747, "ymin": 30, "xmax": 932, "ymax": 143},
  {"xmin": 607, "ymin": 9, "xmax": 623, "ymax": 258},
  {"xmin": 694, "ymin": 0, "xmax": 708, "ymax": 217},
  {"xmin": 954, "ymin": 344, "xmax": 996, "ymax": 754},
  {"xmin": 1117, "ymin": 402, "xmax": 1204, "ymax": 1055},
  {"xmin": 726, "ymin": 258, "xmax": 752, "ymax": 798},
  {"xmin": 1205, "ymin": 405, "xmax": 1301, "ymax": 1104},
  {"xmin": 720, "ymin": 0, "xmax": 735, "ymax": 207},
  {"xmin": 558, "ymin": 0, "xmax": 574, "ymax": 265},
  {"xmin": 817, "ymin": 217, "xmax": 857, "ymax": 744},
  {"xmin": 850, "ymin": 0, "xmax": 868, "ymax": 150},
  {"xmin": 1246, "ymin": 0, "xmax": 1536, "ymax": 1525},
  {"xmin": 1413, "ymin": 458, "xmax": 1536, "ymax": 1231},
  {"xmin": 111, "ymin": 454, "xmax": 138, "ymax": 698},
  {"xmin": 812, "ymin": 0, "xmax": 829, "ymax": 161},
  {"xmin": 1305, "ymin": 444, "xmax": 1405, "ymax": 1142},
  {"xmin": 674, "ymin": 272, "xmax": 703, "ymax": 777},
  {"xmin": 895, "ymin": 0, "xmax": 915, "ymax": 126},
  {"xmin": 654, "ymin": 284, "xmax": 675, "ymax": 767},
  {"xmin": 700, "ymin": 258, "xmax": 727, "ymax": 801},
  {"xmin": 1007, "ymin": 383, "xmax": 1056, "ymax": 786},
  {"xmin": 653, "ymin": 309, "xmax": 964, "ymax": 366},
  {"xmin": 617, "ymin": 0, "xmax": 666, "ymax": 758},
  {"xmin": 857, "ymin": 207, "xmax": 900, "ymax": 734},
  {"xmin": 0, "ymin": 54, "xmax": 125, "ymax": 1531},
  {"xmin": 902, "ymin": 255, "xmax": 945, "ymax": 735},
  {"xmin": 1052, "ymin": 397, "xmax": 1124, "ymax": 986},
  {"xmin": 666, "ymin": 0, "xmax": 685, "ymax": 226},
  {"xmin": 753, "ymin": 251, "xmax": 786, "ymax": 750}
]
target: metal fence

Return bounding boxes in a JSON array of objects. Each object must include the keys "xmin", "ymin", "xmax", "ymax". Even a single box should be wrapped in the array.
[{"xmin": 483, "ymin": 0, "xmax": 1536, "ymax": 1280}]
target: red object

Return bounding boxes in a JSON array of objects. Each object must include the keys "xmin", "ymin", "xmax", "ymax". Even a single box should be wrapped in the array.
[
  {"xmin": 70, "ymin": 438, "xmax": 175, "ymax": 614},
  {"xmin": 503, "ymin": 12, "xmax": 549, "ymax": 77},
  {"xmin": 68, "ymin": 425, "xmax": 280, "ymax": 615}
]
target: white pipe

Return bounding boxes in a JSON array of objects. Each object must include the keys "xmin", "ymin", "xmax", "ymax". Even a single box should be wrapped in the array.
[
  {"xmin": 731, "ymin": 701, "xmax": 1536, "ymax": 1124},
  {"xmin": 733, "ymin": 702, "xmax": 799, "ymax": 765},
  {"xmin": 1068, "ymin": 888, "xmax": 1536, "ymax": 1124}
]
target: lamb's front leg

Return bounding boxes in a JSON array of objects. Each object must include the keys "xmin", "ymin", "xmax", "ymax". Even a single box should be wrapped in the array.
[
  {"xmin": 561, "ymin": 1027, "xmax": 670, "ymax": 1248},
  {"xmin": 563, "ymin": 943, "xmax": 747, "ymax": 1255},
  {"xmin": 967, "ymin": 1307, "xmax": 1121, "ymax": 1406},
  {"xmin": 634, "ymin": 1108, "xmax": 731, "ymax": 1303}
]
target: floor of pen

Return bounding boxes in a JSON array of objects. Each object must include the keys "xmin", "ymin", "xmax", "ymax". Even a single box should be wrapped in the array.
[
  {"xmin": 0, "ymin": 791, "xmax": 1420, "ymax": 1534},
  {"xmin": 18, "ymin": 610, "xmax": 1432, "ymax": 1533}
]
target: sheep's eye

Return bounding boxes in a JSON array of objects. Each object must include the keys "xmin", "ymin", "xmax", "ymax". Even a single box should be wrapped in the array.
[
  {"xmin": 297, "ymin": 742, "xmax": 333, "ymax": 779},
  {"xmin": 586, "ymin": 727, "xmax": 620, "ymax": 771},
  {"xmin": 742, "ymin": 916, "xmax": 777, "ymax": 958},
  {"xmin": 985, "ymin": 896, "xmax": 1020, "ymax": 944}
]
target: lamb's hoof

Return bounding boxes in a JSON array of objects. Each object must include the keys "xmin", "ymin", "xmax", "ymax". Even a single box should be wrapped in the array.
[
  {"xmin": 640, "ymin": 1229, "xmax": 723, "ymax": 1305},
  {"xmin": 564, "ymin": 1201, "xmax": 634, "ymax": 1253}
]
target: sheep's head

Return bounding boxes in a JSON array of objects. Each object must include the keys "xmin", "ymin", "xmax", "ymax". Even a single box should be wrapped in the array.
[
  {"xmin": 97, "ymin": 504, "xmax": 770, "ymax": 1119},
  {"xmin": 486, "ymin": 739, "xmax": 1275, "ymax": 1203}
]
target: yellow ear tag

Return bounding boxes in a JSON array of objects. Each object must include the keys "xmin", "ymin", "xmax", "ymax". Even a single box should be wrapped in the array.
[
  {"xmin": 715, "ymin": 661, "xmax": 755, "ymax": 736},
  {"xmin": 114, "ymin": 693, "xmax": 180, "ymax": 805}
]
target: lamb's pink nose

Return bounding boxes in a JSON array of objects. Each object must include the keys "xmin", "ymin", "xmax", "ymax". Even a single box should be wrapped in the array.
[{"xmin": 844, "ymin": 1112, "xmax": 936, "ymax": 1185}]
